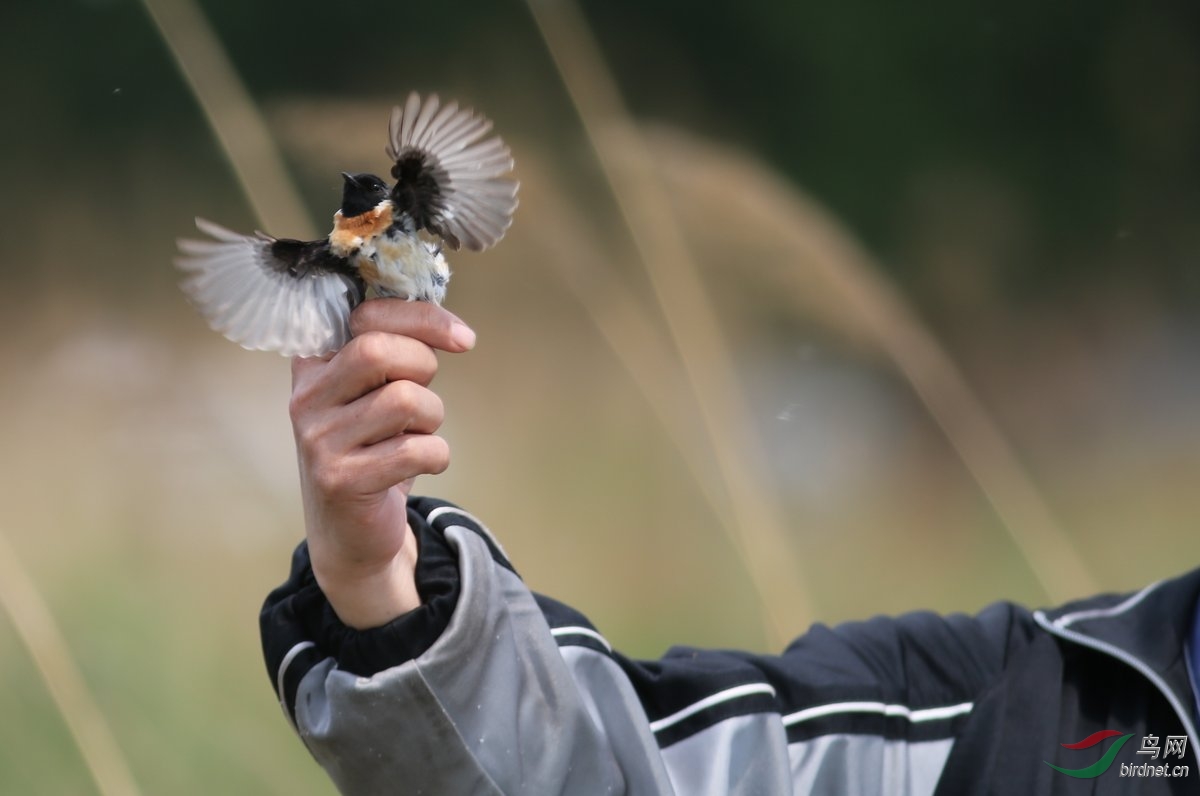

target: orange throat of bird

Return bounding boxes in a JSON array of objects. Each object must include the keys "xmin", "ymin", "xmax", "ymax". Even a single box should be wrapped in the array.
[{"xmin": 329, "ymin": 200, "xmax": 394, "ymax": 257}]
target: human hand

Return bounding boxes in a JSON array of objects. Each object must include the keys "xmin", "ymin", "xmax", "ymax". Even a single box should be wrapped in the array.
[{"xmin": 288, "ymin": 299, "xmax": 476, "ymax": 629}]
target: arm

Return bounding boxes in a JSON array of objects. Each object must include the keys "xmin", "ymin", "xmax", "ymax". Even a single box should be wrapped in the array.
[
  {"xmin": 263, "ymin": 499, "xmax": 1036, "ymax": 795},
  {"xmin": 261, "ymin": 299, "xmax": 1035, "ymax": 794},
  {"xmin": 264, "ymin": 300, "xmax": 667, "ymax": 794}
]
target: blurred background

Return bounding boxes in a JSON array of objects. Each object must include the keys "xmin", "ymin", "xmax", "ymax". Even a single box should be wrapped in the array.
[{"xmin": 2, "ymin": 0, "xmax": 1199, "ymax": 792}]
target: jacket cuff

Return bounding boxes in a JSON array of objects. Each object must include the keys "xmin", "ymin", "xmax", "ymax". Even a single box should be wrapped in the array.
[{"xmin": 260, "ymin": 504, "xmax": 463, "ymax": 680}]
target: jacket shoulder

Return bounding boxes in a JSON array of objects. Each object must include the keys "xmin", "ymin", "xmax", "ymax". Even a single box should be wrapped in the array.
[{"xmin": 780, "ymin": 600, "xmax": 1041, "ymax": 697}]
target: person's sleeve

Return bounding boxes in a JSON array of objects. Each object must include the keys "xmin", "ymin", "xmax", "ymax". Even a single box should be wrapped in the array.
[
  {"xmin": 259, "ymin": 498, "xmax": 675, "ymax": 795},
  {"xmin": 260, "ymin": 498, "xmax": 1039, "ymax": 795}
]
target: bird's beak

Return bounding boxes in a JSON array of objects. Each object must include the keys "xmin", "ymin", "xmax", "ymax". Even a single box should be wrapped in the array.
[{"xmin": 341, "ymin": 172, "xmax": 359, "ymax": 187}]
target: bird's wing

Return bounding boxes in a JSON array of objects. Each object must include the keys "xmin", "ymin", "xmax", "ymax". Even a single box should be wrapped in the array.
[
  {"xmin": 176, "ymin": 218, "xmax": 365, "ymax": 357},
  {"xmin": 386, "ymin": 92, "xmax": 519, "ymax": 251}
]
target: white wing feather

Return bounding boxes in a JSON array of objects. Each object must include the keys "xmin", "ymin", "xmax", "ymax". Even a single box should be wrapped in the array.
[
  {"xmin": 176, "ymin": 219, "xmax": 361, "ymax": 357},
  {"xmin": 387, "ymin": 92, "xmax": 519, "ymax": 251}
]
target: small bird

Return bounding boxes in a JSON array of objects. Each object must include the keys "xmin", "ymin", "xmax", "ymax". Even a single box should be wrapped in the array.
[{"xmin": 176, "ymin": 92, "xmax": 518, "ymax": 357}]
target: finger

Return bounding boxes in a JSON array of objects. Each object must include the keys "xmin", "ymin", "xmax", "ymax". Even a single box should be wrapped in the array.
[
  {"xmin": 350, "ymin": 299, "xmax": 476, "ymax": 353},
  {"xmin": 344, "ymin": 433, "xmax": 450, "ymax": 494},
  {"xmin": 318, "ymin": 332, "xmax": 441, "ymax": 406},
  {"xmin": 331, "ymin": 380, "xmax": 445, "ymax": 448},
  {"xmin": 291, "ymin": 352, "xmax": 331, "ymax": 388},
  {"xmin": 290, "ymin": 354, "xmax": 334, "ymax": 430}
]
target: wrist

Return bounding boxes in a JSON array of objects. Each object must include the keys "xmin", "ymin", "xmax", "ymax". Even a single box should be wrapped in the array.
[{"xmin": 312, "ymin": 525, "xmax": 422, "ymax": 629}]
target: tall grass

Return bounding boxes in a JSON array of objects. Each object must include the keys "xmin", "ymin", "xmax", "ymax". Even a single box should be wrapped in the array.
[
  {"xmin": 0, "ymin": 0, "xmax": 319, "ymax": 791},
  {"xmin": 524, "ymin": 0, "xmax": 818, "ymax": 647},
  {"xmin": 0, "ymin": 530, "xmax": 142, "ymax": 796},
  {"xmin": 516, "ymin": 158, "xmax": 778, "ymax": 634},
  {"xmin": 522, "ymin": 0, "xmax": 1096, "ymax": 612},
  {"xmin": 637, "ymin": 127, "xmax": 1099, "ymax": 603},
  {"xmin": 140, "ymin": 0, "xmax": 315, "ymax": 238}
]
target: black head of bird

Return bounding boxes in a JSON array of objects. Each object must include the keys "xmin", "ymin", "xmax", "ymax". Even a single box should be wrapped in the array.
[{"xmin": 339, "ymin": 172, "xmax": 391, "ymax": 217}]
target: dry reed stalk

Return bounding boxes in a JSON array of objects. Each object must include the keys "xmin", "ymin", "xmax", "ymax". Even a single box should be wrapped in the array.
[
  {"xmin": 641, "ymin": 128, "xmax": 1097, "ymax": 603},
  {"xmin": 524, "ymin": 0, "xmax": 815, "ymax": 644},
  {"xmin": 140, "ymin": 0, "xmax": 316, "ymax": 238},
  {"xmin": 517, "ymin": 160, "xmax": 789, "ymax": 640},
  {"xmin": 0, "ymin": 530, "xmax": 142, "ymax": 796}
]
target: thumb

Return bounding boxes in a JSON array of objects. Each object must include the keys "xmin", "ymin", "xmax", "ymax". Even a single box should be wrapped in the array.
[{"xmin": 350, "ymin": 300, "xmax": 476, "ymax": 352}]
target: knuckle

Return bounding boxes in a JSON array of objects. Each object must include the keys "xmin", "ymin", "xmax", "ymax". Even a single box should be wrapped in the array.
[
  {"xmin": 289, "ymin": 388, "xmax": 321, "ymax": 434},
  {"xmin": 288, "ymin": 374, "xmax": 320, "ymax": 424},
  {"xmin": 384, "ymin": 380, "xmax": 443, "ymax": 431},
  {"xmin": 294, "ymin": 419, "xmax": 323, "ymax": 453},
  {"xmin": 381, "ymin": 379, "xmax": 416, "ymax": 413},
  {"xmin": 287, "ymin": 392, "xmax": 307, "ymax": 426},
  {"xmin": 311, "ymin": 457, "xmax": 350, "ymax": 497},
  {"xmin": 349, "ymin": 331, "xmax": 389, "ymax": 369},
  {"xmin": 292, "ymin": 409, "xmax": 334, "ymax": 455}
]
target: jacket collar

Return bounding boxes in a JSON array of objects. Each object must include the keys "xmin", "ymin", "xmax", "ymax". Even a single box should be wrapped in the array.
[{"xmin": 1034, "ymin": 567, "xmax": 1200, "ymax": 742}]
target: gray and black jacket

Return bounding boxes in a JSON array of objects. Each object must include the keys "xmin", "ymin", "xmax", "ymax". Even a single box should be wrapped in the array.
[{"xmin": 261, "ymin": 498, "xmax": 1200, "ymax": 794}]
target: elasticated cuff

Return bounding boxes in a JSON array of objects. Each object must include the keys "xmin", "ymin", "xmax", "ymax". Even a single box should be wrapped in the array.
[{"xmin": 260, "ymin": 504, "xmax": 464, "ymax": 681}]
